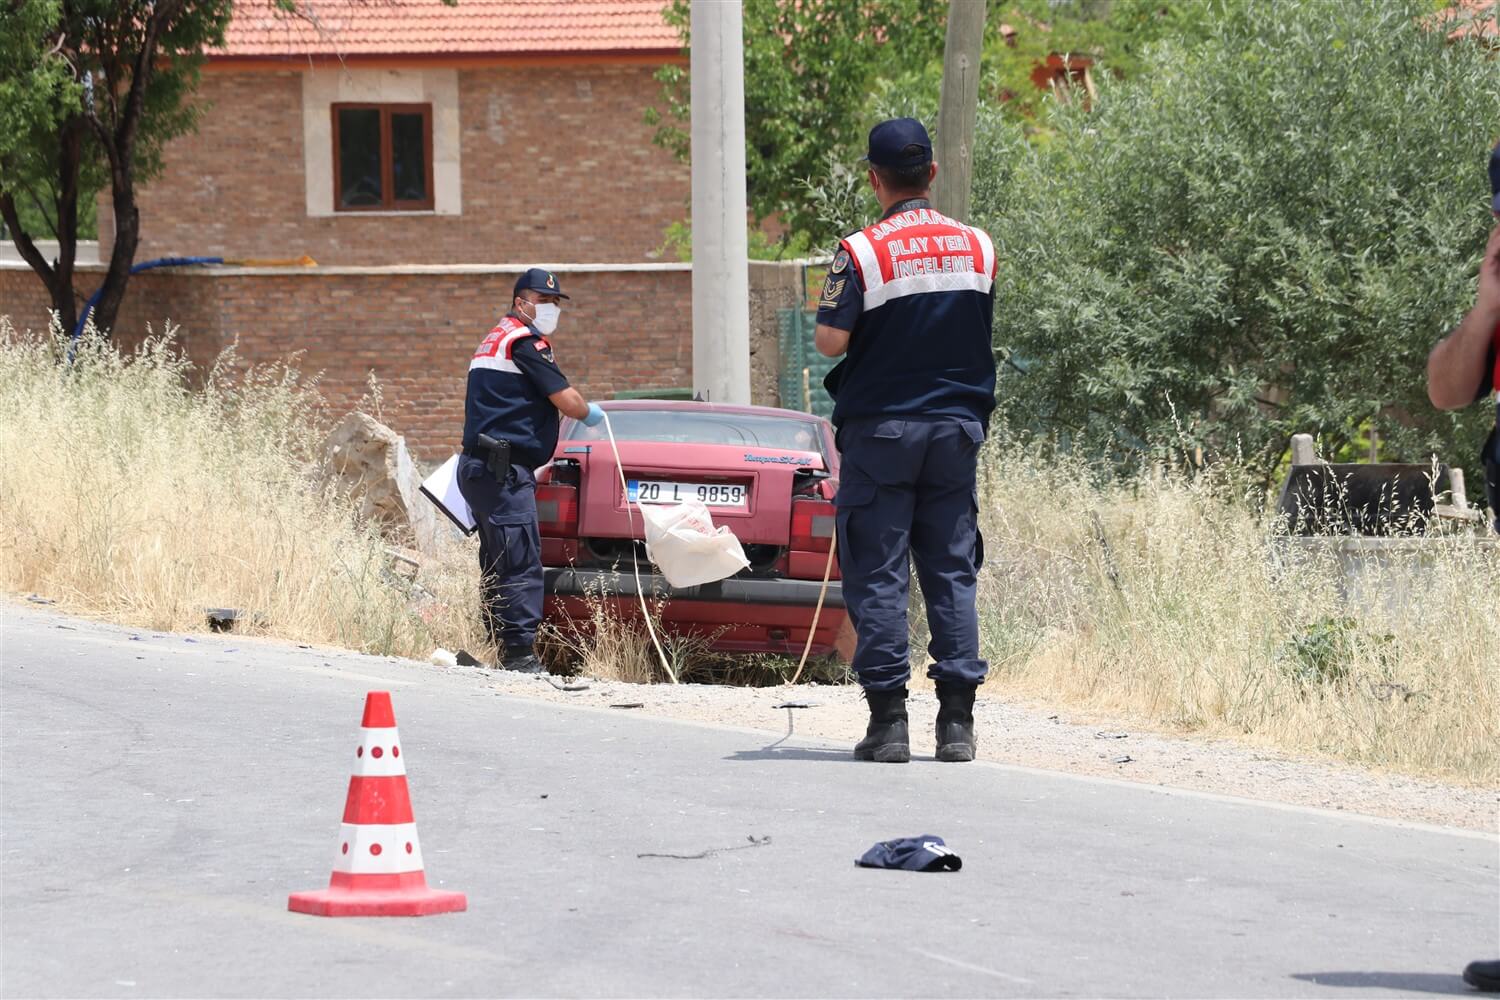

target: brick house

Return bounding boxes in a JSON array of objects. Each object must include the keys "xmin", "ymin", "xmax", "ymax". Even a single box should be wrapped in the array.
[
  {"xmin": 106, "ymin": 0, "xmax": 688, "ymax": 265},
  {"xmin": 1, "ymin": 2, "xmax": 812, "ymax": 458}
]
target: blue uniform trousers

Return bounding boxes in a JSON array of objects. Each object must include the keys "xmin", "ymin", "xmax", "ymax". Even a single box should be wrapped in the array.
[
  {"xmin": 835, "ymin": 417, "xmax": 988, "ymax": 692},
  {"xmin": 457, "ymin": 457, "xmax": 544, "ymax": 650}
]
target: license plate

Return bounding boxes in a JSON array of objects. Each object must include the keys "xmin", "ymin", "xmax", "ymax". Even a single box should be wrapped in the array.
[{"xmin": 627, "ymin": 480, "xmax": 747, "ymax": 507}]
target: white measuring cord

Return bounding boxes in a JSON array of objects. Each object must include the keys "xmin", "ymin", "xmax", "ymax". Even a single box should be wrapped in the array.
[
  {"xmin": 600, "ymin": 411, "xmax": 679, "ymax": 684},
  {"xmin": 596, "ymin": 409, "xmax": 838, "ymax": 688},
  {"xmin": 789, "ymin": 532, "xmax": 837, "ymax": 686}
]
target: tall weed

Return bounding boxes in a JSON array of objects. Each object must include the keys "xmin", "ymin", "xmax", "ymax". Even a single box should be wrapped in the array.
[
  {"xmin": 0, "ymin": 321, "xmax": 479, "ymax": 657},
  {"xmin": 966, "ymin": 444, "xmax": 1499, "ymax": 783}
]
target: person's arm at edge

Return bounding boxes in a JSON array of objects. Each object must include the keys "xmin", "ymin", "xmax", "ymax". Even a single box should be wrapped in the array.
[
  {"xmin": 512, "ymin": 336, "xmax": 595, "ymax": 422},
  {"xmin": 1428, "ymin": 223, "xmax": 1500, "ymax": 410},
  {"xmin": 815, "ymin": 324, "xmax": 851, "ymax": 358},
  {"xmin": 549, "ymin": 387, "xmax": 590, "ymax": 420}
]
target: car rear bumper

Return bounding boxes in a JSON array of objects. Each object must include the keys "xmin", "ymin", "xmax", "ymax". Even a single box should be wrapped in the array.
[{"xmin": 543, "ymin": 567, "xmax": 844, "ymax": 609}]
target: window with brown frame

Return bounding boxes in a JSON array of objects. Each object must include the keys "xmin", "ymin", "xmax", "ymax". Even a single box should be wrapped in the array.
[{"xmin": 332, "ymin": 103, "xmax": 434, "ymax": 212}]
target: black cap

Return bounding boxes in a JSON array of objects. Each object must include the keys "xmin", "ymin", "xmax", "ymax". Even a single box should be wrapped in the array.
[
  {"xmin": 863, "ymin": 117, "xmax": 933, "ymax": 168},
  {"xmin": 856, "ymin": 835, "xmax": 962, "ymax": 872},
  {"xmin": 513, "ymin": 267, "xmax": 570, "ymax": 300},
  {"xmin": 1489, "ymin": 141, "xmax": 1500, "ymax": 213}
]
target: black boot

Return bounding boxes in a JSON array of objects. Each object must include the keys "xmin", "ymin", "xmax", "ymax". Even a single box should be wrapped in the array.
[
  {"xmin": 854, "ymin": 687, "xmax": 910, "ymax": 763},
  {"xmin": 501, "ymin": 644, "xmax": 546, "ymax": 674},
  {"xmin": 935, "ymin": 681, "xmax": 977, "ymax": 762}
]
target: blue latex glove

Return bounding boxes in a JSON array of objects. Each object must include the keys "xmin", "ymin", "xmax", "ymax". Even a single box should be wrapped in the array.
[{"xmin": 583, "ymin": 402, "xmax": 605, "ymax": 427}]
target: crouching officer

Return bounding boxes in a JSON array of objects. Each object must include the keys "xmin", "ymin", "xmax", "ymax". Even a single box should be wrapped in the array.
[
  {"xmin": 815, "ymin": 118, "xmax": 998, "ymax": 763},
  {"xmin": 459, "ymin": 267, "xmax": 604, "ymax": 672},
  {"xmin": 1426, "ymin": 141, "xmax": 1500, "ymax": 534}
]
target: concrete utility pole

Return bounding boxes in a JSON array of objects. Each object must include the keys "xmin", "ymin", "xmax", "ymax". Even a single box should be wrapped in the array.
[
  {"xmin": 689, "ymin": 0, "xmax": 752, "ymax": 405},
  {"xmin": 934, "ymin": 0, "xmax": 987, "ymax": 221}
]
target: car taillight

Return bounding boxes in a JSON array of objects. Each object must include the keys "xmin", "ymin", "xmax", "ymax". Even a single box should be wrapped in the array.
[
  {"xmin": 790, "ymin": 498, "xmax": 836, "ymax": 552},
  {"xmin": 537, "ymin": 483, "xmax": 579, "ymax": 537}
]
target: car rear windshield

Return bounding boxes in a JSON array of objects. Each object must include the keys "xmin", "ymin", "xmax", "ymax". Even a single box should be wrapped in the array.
[{"xmin": 566, "ymin": 409, "xmax": 825, "ymax": 458}]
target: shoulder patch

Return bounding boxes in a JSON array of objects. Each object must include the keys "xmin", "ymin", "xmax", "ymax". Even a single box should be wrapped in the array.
[
  {"xmin": 820, "ymin": 276, "xmax": 846, "ymax": 306},
  {"xmin": 830, "ymin": 248, "xmax": 850, "ymax": 274}
]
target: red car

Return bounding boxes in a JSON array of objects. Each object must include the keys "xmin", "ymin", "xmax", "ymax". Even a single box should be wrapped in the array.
[{"xmin": 534, "ymin": 400, "xmax": 847, "ymax": 656}]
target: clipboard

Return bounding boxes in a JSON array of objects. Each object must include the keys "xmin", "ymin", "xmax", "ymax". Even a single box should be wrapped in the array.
[{"xmin": 419, "ymin": 454, "xmax": 477, "ymax": 535}]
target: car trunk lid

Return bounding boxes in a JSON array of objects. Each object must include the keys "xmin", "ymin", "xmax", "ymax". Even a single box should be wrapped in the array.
[{"xmin": 570, "ymin": 441, "xmax": 825, "ymax": 546}]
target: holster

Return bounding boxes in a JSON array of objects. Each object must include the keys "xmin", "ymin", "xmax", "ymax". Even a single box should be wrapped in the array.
[{"xmin": 477, "ymin": 433, "xmax": 512, "ymax": 482}]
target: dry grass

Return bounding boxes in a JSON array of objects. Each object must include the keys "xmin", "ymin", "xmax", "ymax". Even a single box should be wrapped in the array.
[
  {"xmin": 965, "ymin": 447, "xmax": 1500, "ymax": 785},
  {"xmin": 537, "ymin": 579, "xmax": 849, "ymax": 687},
  {"xmin": 0, "ymin": 321, "xmax": 483, "ymax": 658},
  {"xmin": 2, "ymin": 320, "xmax": 1493, "ymax": 783},
  {"xmin": 538, "ymin": 581, "xmax": 708, "ymax": 684}
]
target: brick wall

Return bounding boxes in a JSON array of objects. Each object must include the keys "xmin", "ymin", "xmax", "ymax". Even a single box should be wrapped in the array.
[
  {"xmin": 0, "ymin": 268, "xmax": 54, "ymax": 334},
  {"xmin": 1, "ymin": 260, "xmax": 798, "ymax": 461},
  {"xmin": 101, "ymin": 62, "xmax": 688, "ymax": 267}
]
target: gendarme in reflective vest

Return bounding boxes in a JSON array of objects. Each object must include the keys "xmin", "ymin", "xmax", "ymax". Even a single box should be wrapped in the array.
[{"xmin": 817, "ymin": 197, "xmax": 998, "ymax": 429}]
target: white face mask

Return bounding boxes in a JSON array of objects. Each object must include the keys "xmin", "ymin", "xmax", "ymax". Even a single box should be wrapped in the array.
[{"xmin": 527, "ymin": 302, "xmax": 561, "ymax": 335}]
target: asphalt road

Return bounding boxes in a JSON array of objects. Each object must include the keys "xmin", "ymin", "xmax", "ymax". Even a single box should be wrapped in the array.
[{"xmin": 2, "ymin": 604, "xmax": 1497, "ymax": 999}]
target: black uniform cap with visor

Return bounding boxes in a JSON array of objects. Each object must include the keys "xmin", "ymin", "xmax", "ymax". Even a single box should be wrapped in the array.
[
  {"xmin": 513, "ymin": 267, "xmax": 570, "ymax": 301},
  {"xmin": 861, "ymin": 117, "xmax": 934, "ymax": 169}
]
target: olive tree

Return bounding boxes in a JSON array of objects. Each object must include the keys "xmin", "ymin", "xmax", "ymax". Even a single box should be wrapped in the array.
[{"xmin": 974, "ymin": 0, "xmax": 1500, "ymax": 483}]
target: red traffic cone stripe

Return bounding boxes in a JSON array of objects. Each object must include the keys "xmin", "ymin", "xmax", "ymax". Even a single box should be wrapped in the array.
[
  {"xmin": 341, "ymin": 776, "xmax": 414, "ymax": 826},
  {"xmin": 328, "ymin": 870, "xmax": 430, "ymax": 892},
  {"xmin": 360, "ymin": 691, "xmax": 397, "ymax": 728},
  {"xmin": 288, "ymin": 691, "xmax": 467, "ymax": 917}
]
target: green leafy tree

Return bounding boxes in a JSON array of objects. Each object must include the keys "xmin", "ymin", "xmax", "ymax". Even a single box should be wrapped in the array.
[
  {"xmin": 976, "ymin": 0, "xmax": 1222, "ymax": 120},
  {"xmin": 648, "ymin": 0, "xmax": 948, "ymax": 240},
  {"xmin": 0, "ymin": 0, "xmax": 231, "ymax": 338},
  {"xmin": 972, "ymin": 0, "xmax": 1500, "ymax": 483},
  {"xmin": 865, "ymin": 0, "xmax": 1224, "ymax": 132},
  {"xmin": 658, "ymin": 0, "xmax": 1226, "ymax": 249}
]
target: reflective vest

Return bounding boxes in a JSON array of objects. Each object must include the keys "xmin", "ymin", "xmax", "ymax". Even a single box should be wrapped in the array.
[
  {"xmin": 831, "ymin": 205, "xmax": 998, "ymax": 427},
  {"xmin": 462, "ymin": 315, "xmax": 558, "ymax": 469}
]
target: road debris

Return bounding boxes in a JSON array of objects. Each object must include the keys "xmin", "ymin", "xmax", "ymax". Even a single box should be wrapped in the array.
[
  {"xmin": 638, "ymin": 835, "xmax": 771, "ymax": 860},
  {"xmin": 204, "ymin": 607, "xmax": 264, "ymax": 632},
  {"xmin": 25, "ymin": 594, "xmax": 55, "ymax": 605},
  {"xmin": 610, "ymin": 702, "xmax": 645, "ymax": 710},
  {"xmin": 774, "ymin": 701, "xmax": 817, "ymax": 709},
  {"xmin": 1095, "ymin": 731, "xmax": 1129, "ymax": 740},
  {"xmin": 856, "ymin": 835, "xmax": 962, "ymax": 872},
  {"xmin": 429, "ymin": 648, "xmax": 459, "ymax": 668},
  {"xmin": 1111, "ymin": 755, "xmax": 1134, "ymax": 764}
]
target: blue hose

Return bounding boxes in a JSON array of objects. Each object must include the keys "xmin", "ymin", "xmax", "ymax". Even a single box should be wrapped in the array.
[{"xmin": 68, "ymin": 256, "xmax": 224, "ymax": 361}]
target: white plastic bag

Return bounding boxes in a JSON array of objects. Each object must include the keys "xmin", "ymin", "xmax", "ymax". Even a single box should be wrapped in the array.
[{"xmin": 639, "ymin": 497, "xmax": 751, "ymax": 588}]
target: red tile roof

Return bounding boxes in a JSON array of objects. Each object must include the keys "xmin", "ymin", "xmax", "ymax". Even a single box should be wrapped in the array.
[
  {"xmin": 1433, "ymin": 0, "xmax": 1497, "ymax": 42},
  {"xmin": 216, "ymin": 0, "xmax": 680, "ymax": 58}
]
